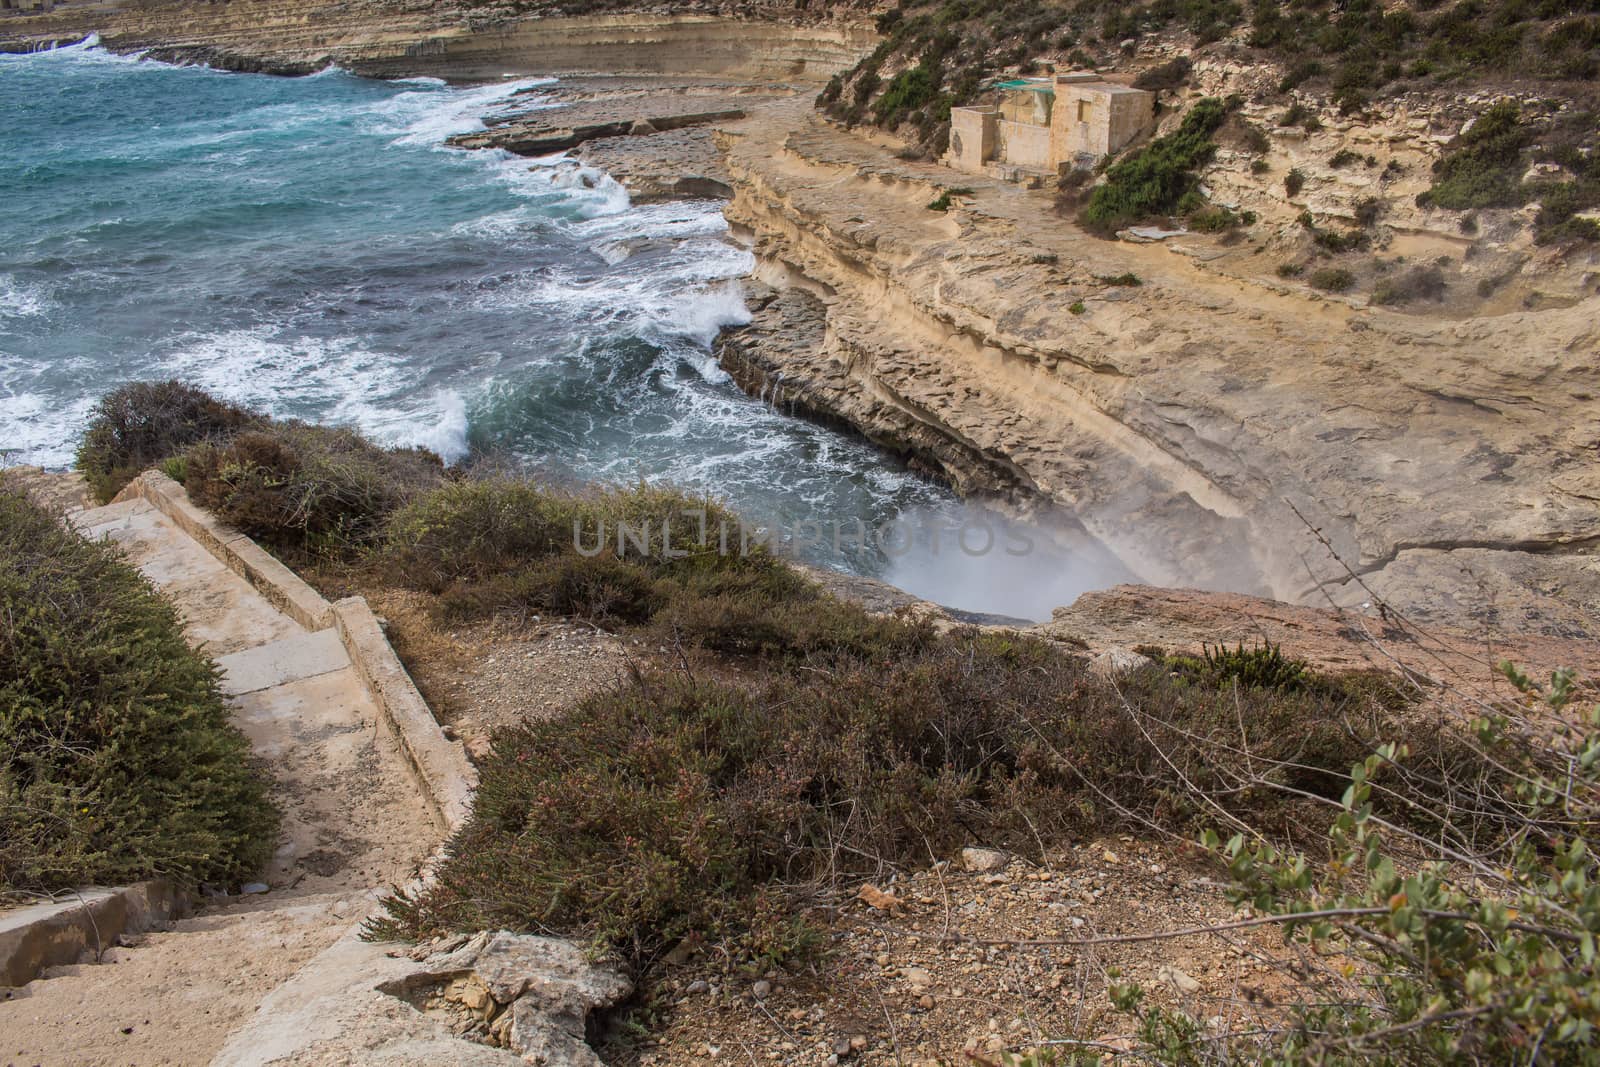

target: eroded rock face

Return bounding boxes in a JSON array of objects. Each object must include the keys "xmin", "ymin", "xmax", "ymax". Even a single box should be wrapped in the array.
[
  {"xmin": 386, "ymin": 932, "xmax": 633, "ymax": 1066},
  {"xmin": 714, "ymin": 101, "xmax": 1600, "ymax": 635},
  {"xmin": 213, "ymin": 929, "xmax": 631, "ymax": 1066},
  {"xmin": 0, "ymin": 2, "xmax": 879, "ymax": 83}
]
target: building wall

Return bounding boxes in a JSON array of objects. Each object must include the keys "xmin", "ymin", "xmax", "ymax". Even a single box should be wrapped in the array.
[
  {"xmin": 948, "ymin": 107, "xmax": 997, "ymax": 173},
  {"xmin": 1105, "ymin": 92, "xmax": 1154, "ymax": 156},
  {"xmin": 1050, "ymin": 84, "xmax": 1154, "ymax": 170},
  {"xmin": 997, "ymin": 120, "xmax": 1051, "ymax": 169}
]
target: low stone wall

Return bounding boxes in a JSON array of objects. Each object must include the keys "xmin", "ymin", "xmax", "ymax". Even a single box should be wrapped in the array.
[
  {"xmin": 113, "ymin": 472, "xmax": 475, "ymax": 834},
  {"xmin": 0, "ymin": 882, "xmax": 187, "ymax": 989},
  {"xmin": 331, "ymin": 597, "xmax": 476, "ymax": 834},
  {"xmin": 114, "ymin": 472, "xmax": 333, "ymax": 630}
]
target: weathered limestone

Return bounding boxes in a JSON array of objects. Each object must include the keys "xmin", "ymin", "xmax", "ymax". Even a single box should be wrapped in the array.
[
  {"xmin": 212, "ymin": 931, "xmax": 630, "ymax": 1066},
  {"xmin": 715, "ymin": 103, "xmax": 1600, "ymax": 635},
  {"xmin": 0, "ymin": 3, "xmax": 878, "ymax": 83}
]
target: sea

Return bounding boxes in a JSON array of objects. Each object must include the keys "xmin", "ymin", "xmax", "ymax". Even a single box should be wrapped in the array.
[{"xmin": 0, "ymin": 39, "xmax": 1133, "ymax": 619}]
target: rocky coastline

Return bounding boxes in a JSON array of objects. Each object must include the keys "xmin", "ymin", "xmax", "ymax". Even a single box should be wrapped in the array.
[{"xmin": 6, "ymin": 4, "xmax": 1596, "ymax": 645}]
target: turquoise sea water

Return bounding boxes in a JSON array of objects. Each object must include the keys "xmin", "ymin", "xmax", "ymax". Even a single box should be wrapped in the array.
[{"xmin": 0, "ymin": 41, "xmax": 1129, "ymax": 617}]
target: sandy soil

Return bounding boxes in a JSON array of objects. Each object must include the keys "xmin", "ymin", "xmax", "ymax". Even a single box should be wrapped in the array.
[{"xmin": 0, "ymin": 897, "xmax": 354, "ymax": 1067}]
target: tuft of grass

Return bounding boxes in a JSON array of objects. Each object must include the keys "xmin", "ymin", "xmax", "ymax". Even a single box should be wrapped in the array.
[
  {"xmin": 927, "ymin": 186, "xmax": 974, "ymax": 212},
  {"xmin": 1097, "ymin": 272, "xmax": 1143, "ymax": 286},
  {"xmin": 0, "ymin": 482, "xmax": 276, "ymax": 893},
  {"xmin": 1284, "ymin": 167, "xmax": 1306, "ymax": 198}
]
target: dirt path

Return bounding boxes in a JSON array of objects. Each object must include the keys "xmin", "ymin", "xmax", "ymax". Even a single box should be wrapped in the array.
[{"xmin": 1, "ymin": 478, "xmax": 437, "ymax": 1066}]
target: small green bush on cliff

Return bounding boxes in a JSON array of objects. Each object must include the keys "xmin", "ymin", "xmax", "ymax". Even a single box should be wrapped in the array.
[
  {"xmin": 1080, "ymin": 97, "xmax": 1231, "ymax": 235},
  {"xmin": 0, "ymin": 482, "xmax": 276, "ymax": 893},
  {"xmin": 1418, "ymin": 100, "xmax": 1532, "ymax": 211},
  {"xmin": 76, "ymin": 380, "xmax": 259, "ymax": 504}
]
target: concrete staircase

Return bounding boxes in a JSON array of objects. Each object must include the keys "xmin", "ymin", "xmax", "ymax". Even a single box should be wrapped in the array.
[{"xmin": 0, "ymin": 470, "xmax": 476, "ymax": 1065}]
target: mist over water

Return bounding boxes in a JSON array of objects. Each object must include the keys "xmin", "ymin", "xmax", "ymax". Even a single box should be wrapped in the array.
[{"xmin": 0, "ymin": 41, "xmax": 1136, "ymax": 619}]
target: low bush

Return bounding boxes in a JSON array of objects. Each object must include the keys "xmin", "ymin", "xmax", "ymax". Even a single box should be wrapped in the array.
[
  {"xmin": 1372, "ymin": 264, "xmax": 1448, "ymax": 304},
  {"xmin": 1313, "ymin": 227, "xmax": 1371, "ymax": 253},
  {"xmin": 1080, "ymin": 97, "xmax": 1231, "ymax": 234},
  {"xmin": 1133, "ymin": 56, "xmax": 1193, "ymax": 91},
  {"xmin": 1310, "ymin": 266, "xmax": 1356, "ymax": 291},
  {"xmin": 185, "ymin": 423, "xmax": 446, "ymax": 558},
  {"xmin": 369, "ymin": 633, "xmax": 1402, "ymax": 968},
  {"xmin": 1097, "ymin": 272, "xmax": 1143, "ymax": 286},
  {"xmin": 76, "ymin": 380, "xmax": 258, "ymax": 504},
  {"xmin": 1284, "ymin": 167, "xmax": 1306, "ymax": 197},
  {"xmin": 1188, "ymin": 205, "xmax": 1244, "ymax": 232},
  {"xmin": 0, "ymin": 483, "xmax": 276, "ymax": 892},
  {"xmin": 1418, "ymin": 100, "xmax": 1531, "ymax": 211}
]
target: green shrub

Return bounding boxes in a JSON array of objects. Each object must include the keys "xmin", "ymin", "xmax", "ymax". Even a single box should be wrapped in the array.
[
  {"xmin": 185, "ymin": 423, "xmax": 446, "ymax": 558},
  {"xmin": 1313, "ymin": 226, "xmax": 1371, "ymax": 253},
  {"xmin": 1080, "ymin": 97, "xmax": 1231, "ymax": 234},
  {"xmin": 1279, "ymin": 103, "xmax": 1322, "ymax": 132},
  {"xmin": 1121, "ymin": 664, "xmax": 1600, "ymax": 1064},
  {"xmin": 1418, "ymin": 100, "xmax": 1533, "ymax": 210},
  {"xmin": 1284, "ymin": 167, "xmax": 1306, "ymax": 197},
  {"xmin": 1310, "ymin": 267, "xmax": 1356, "ymax": 291},
  {"xmin": 874, "ymin": 60, "xmax": 944, "ymax": 128},
  {"xmin": 1188, "ymin": 205, "xmax": 1243, "ymax": 232},
  {"xmin": 1097, "ymin": 272, "xmax": 1144, "ymax": 286},
  {"xmin": 0, "ymin": 483, "xmax": 276, "ymax": 892},
  {"xmin": 1251, "ymin": 158, "xmax": 1272, "ymax": 175},
  {"xmin": 387, "ymin": 478, "xmax": 747, "ymax": 591},
  {"xmin": 1329, "ymin": 147, "xmax": 1363, "ymax": 169},
  {"xmin": 1277, "ymin": 261, "xmax": 1305, "ymax": 277},
  {"xmin": 1069, "ymin": 299, "xmax": 1087, "ymax": 314},
  {"xmin": 76, "ymin": 380, "xmax": 258, "ymax": 504}
]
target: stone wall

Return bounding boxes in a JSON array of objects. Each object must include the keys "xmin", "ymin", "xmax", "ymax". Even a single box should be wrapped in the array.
[{"xmin": 997, "ymin": 119, "xmax": 1050, "ymax": 169}]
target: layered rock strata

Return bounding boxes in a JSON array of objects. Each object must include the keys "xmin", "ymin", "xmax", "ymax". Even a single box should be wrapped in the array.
[{"xmin": 712, "ymin": 101, "xmax": 1600, "ymax": 636}]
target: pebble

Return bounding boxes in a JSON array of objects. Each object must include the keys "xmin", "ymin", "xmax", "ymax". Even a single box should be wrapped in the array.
[
  {"xmin": 752, "ymin": 980, "xmax": 773, "ymax": 998},
  {"xmin": 686, "ymin": 980, "xmax": 709, "ymax": 995},
  {"xmin": 240, "ymin": 882, "xmax": 269, "ymax": 895}
]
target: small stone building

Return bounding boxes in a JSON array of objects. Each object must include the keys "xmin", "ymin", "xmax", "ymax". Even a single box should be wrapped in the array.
[{"xmin": 948, "ymin": 73, "xmax": 1155, "ymax": 178}]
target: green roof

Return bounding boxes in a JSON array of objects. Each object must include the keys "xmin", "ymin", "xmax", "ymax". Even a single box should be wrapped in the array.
[{"xmin": 990, "ymin": 79, "xmax": 1055, "ymax": 94}]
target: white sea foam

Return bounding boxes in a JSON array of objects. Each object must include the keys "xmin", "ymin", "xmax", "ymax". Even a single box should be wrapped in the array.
[
  {"xmin": 155, "ymin": 327, "xmax": 471, "ymax": 461},
  {"xmin": 0, "ymin": 276, "xmax": 50, "ymax": 320},
  {"xmin": 363, "ymin": 77, "xmax": 555, "ymax": 148},
  {"xmin": 0, "ymin": 363, "xmax": 96, "ymax": 469}
]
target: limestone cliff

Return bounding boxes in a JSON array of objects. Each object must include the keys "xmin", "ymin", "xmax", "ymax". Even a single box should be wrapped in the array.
[
  {"xmin": 0, "ymin": 0, "xmax": 878, "ymax": 81},
  {"xmin": 713, "ymin": 100, "xmax": 1600, "ymax": 636}
]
